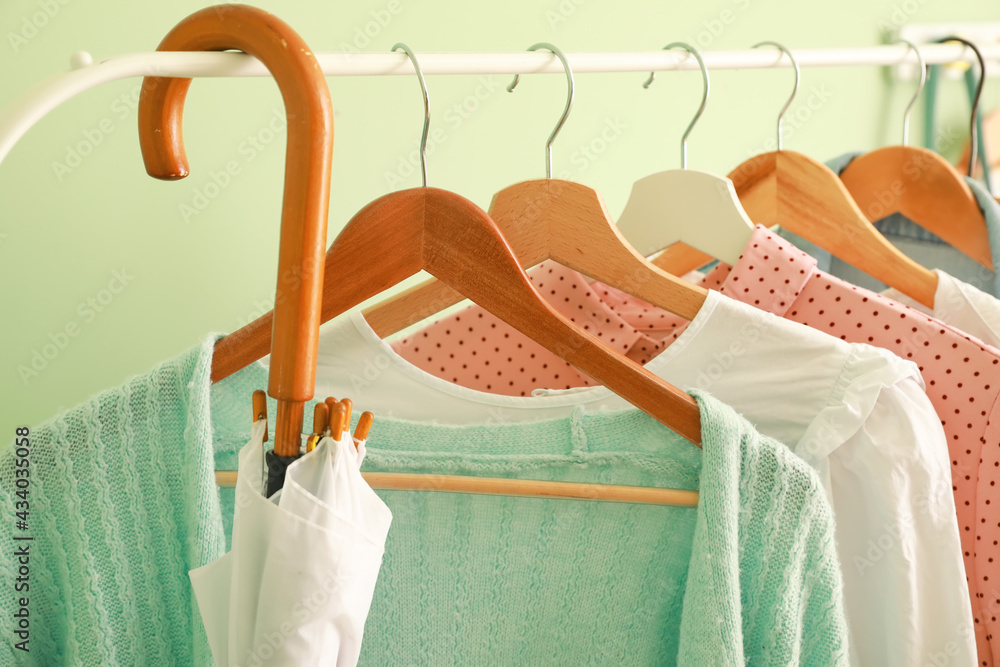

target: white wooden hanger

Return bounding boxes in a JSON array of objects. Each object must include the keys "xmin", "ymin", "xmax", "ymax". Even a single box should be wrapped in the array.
[{"xmin": 615, "ymin": 42, "xmax": 754, "ymax": 267}]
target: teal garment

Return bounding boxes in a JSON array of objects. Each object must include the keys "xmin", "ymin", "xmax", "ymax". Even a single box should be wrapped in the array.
[
  {"xmin": 780, "ymin": 152, "xmax": 1000, "ymax": 297},
  {"xmin": 0, "ymin": 337, "xmax": 223, "ymax": 666},
  {"xmin": 2, "ymin": 337, "xmax": 849, "ymax": 665}
]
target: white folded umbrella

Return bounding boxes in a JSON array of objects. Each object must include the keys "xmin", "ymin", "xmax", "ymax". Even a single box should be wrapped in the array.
[{"xmin": 191, "ymin": 419, "xmax": 392, "ymax": 666}]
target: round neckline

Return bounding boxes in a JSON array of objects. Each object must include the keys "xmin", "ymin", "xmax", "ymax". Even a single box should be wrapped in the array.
[{"xmin": 342, "ymin": 289, "xmax": 723, "ymax": 411}]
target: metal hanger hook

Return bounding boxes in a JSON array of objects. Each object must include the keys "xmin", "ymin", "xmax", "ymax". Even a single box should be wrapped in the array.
[
  {"xmin": 897, "ymin": 39, "xmax": 926, "ymax": 147},
  {"xmin": 753, "ymin": 41, "xmax": 800, "ymax": 151},
  {"xmin": 643, "ymin": 42, "xmax": 709, "ymax": 170},
  {"xmin": 935, "ymin": 35, "xmax": 986, "ymax": 177},
  {"xmin": 392, "ymin": 42, "xmax": 429, "ymax": 187},
  {"xmin": 507, "ymin": 43, "xmax": 574, "ymax": 179}
]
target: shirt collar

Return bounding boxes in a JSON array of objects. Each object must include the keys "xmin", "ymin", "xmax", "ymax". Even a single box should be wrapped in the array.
[
  {"xmin": 528, "ymin": 260, "xmax": 660, "ymax": 357},
  {"xmin": 715, "ymin": 226, "xmax": 818, "ymax": 317},
  {"xmin": 588, "ymin": 227, "xmax": 818, "ymax": 334}
]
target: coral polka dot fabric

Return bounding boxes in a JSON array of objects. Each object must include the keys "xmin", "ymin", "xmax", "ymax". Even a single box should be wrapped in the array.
[
  {"xmin": 392, "ymin": 226, "xmax": 1000, "ymax": 666},
  {"xmin": 393, "ymin": 261, "xmax": 668, "ymax": 395}
]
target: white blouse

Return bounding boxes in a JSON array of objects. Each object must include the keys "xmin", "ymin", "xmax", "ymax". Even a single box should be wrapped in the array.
[
  {"xmin": 885, "ymin": 268, "xmax": 1000, "ymax": 349},
  {"xmin": 258, "ymin": 289, "xmax": 975, "ymax": 667}
]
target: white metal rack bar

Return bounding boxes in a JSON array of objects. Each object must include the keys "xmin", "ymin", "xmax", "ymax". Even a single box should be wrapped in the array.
[{"xmin": 1, "ymin": 43, "xmax": 998, "ymax": 167}]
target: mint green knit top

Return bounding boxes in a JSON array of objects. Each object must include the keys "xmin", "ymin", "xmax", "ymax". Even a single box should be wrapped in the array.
[{"xmin": 1, "ymin": 336, "xmax": 849, "ymax": 665}]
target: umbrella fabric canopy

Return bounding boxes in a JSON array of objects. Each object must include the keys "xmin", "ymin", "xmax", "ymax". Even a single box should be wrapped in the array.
[{"xmin": 191, "ymin": 419, "xmax": 392, "ymax": 666}]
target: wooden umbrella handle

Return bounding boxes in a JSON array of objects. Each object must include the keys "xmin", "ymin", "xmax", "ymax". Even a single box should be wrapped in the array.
[{"xmin": 138, "ymin": 5, "xmax": 334, "ymax": 456}]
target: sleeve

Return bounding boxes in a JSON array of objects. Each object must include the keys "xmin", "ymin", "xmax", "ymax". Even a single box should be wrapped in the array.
[
  {"xmin": 974, "ymin": 394, "xmax": 1000, "ymax": 667},
  {"xmin": 813, "ymin": 375, "xmax": 977, "ymax": 667}
]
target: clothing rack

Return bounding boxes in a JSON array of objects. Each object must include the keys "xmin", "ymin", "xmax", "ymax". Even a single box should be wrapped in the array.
[{"xmin": 2, "ymin": 43, "xmax": 999, "ymax": 167}]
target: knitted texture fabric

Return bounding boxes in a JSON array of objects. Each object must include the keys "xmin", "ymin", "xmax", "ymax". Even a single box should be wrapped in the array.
[
  {"xmin": 0, "ymin": 338, "xmax": 222, "ymax": 666},
  {"xmin": 0, "ymin": 336, "xmax": 849, "ymax": 665},
  {"xmin": 212, "ymin": 358, "xmax": 851, "ymax": 665},
  {"xmin": 676, "ymin": 394, "xmax": 847, "ymax": 665}
]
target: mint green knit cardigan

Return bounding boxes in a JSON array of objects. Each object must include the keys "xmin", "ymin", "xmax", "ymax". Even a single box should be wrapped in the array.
[{"xmin": 0, "ymin": 336, "xmax": 848, "ymax": 665}]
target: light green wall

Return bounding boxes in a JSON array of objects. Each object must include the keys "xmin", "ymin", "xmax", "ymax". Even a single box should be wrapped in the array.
[{"xmin": 2, "ymin": 0, "xmax": 999, "ymax": 436}]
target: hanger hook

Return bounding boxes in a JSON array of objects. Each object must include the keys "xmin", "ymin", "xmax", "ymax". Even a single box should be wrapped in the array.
[
  {"xmin": 897, "ymin": 39, "xmax": 926, "ymax": 147},
  {"xmin": 753, "ymin": 41, "xmax": 800, "ymax": 151},
  {"xmin": 507, "ymin": 43, "xmax": 574, "ymax": 179},
  {"xmin": 393, "ymin": 43, "xmax": 429, "ymax": 187},
  {"xmin": 935, "ymin": 35, "xmax": 986, "ymax": 177},
  {"xmin": 643, "ymin": 42, "xmax": 709, "ymax": 170}
]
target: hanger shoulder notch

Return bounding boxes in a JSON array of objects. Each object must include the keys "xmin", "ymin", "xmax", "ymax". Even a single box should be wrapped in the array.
[
  {"xmin": 490, "ymin": 178, "xmax": 708, "ymax": 320},
  {"xmin": 617, "ymin": 169, "xmax": 754, "ymax": 265},
  {"xmin": 840, "ymin": 146, "xmax": 992, "ymax": 269},
  {"xmin": 730, "ymin": 151, "xmax": 938, "ymax": 308},
  {"xmin": 383, "ymin": 188, "xmax": 704, "ymax": 443}
]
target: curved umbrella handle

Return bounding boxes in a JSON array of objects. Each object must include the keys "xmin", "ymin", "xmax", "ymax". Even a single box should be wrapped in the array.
[{"xmin": 139, "ymin": 5, "xmax": 333, "ymax": 456}]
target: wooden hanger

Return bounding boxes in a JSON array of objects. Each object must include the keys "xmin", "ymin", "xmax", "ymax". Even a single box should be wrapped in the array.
[
  {"xmin": 223, "ymin": 187, "xmax": 704, "ymax": 444},
  {"xmin": 839, "ymin": 39, "xmax": 992, "ymax": 270},
  {"xmin": 615, "ymin": 43, "xmax": 754, "ymax": 268},
  {"xmin": 138, "ymin": 35, "xmax": 703, "ymax": 447},
  {"xmin": 216, "ymin": 467, "xmax": 698, "ymax": 505},
  {"xmin": 140, "ymin": 26, "xmax": 701, "ymax": 502},
  {"xmin": 728, "ymin": 42, "xmax": 938, "ymax": 308},
  {"xmin": 139, "ymin": 4, "xmax": 332, "ymax": 458},
  {"xmin": 363, "ymin": 43, "xmax": 707, "ymax": 339},
  {"xmin": 217, "ymin": 392, "xmax": 699, "ymax": 506}
]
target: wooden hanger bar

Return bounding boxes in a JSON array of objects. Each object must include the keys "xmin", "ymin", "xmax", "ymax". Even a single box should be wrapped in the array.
[
  {"xmin": 212, "ymin": 470, "xmax": 698, "ymax": 506},
  {"xmin": 238, "ymin": 401, "xmax": 699, "ymax": 505},
  {"xmin": 138, "ymin": 5, "xmax": 333, "ymax": 456}
]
